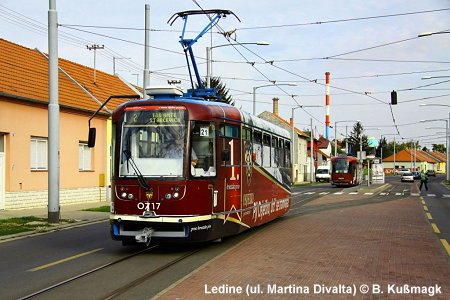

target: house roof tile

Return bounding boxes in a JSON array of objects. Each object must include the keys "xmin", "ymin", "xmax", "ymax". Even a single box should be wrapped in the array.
[{"xmin": 0, "ymin": 38, "xmax": 139, "ymax": 113}]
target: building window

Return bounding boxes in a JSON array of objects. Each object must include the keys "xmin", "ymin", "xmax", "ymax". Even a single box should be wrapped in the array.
[
  {"xmin": 79, "ymin": 142, "xmax": 92, "ymax": 171},
  {"xmin": 30, "ymin": 137, "xmax": 47, "ymax": 170}
]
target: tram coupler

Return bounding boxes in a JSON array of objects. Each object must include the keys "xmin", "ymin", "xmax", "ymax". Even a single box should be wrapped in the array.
[{"xmin": 135, "ymin": 227, "xmax": 154, "ymax": 246}]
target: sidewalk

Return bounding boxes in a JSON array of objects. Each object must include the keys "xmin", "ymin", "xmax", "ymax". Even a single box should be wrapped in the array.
[{"xmin": 155, "ymin": 183, "xmax": 450, "ymax": 299}]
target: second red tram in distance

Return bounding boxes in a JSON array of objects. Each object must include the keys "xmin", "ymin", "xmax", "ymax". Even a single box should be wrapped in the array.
[
  {"xmin": 105, "ymin": 86, "xmax": 291, "ymax": 245},
  {"xmin": 331, "ymin": 156, "xmax": 361, "ymax": 186}
]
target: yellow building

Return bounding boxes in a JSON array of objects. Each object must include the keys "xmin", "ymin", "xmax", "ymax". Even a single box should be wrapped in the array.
[{"xmin": 0, "ymin": 39, "xmax": 140, "ymax": 209}]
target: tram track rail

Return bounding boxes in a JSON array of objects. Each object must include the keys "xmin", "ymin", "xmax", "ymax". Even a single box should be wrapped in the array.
[{"xmin": 19, "ymin": 245, "xmax": 202, "ymax": 300}]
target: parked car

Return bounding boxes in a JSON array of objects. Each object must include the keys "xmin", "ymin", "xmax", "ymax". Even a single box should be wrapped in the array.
[
  {"xmin": 394, "ymin": 168, "xmax": 410, "ymax": 176},
  {"xmin": 401, "ymin": 172, "xmax": 414, "ymax": 182},
  {"xmin": 425, "ymin": 170, "xmax": 436, "ymax": 177},
  {"xmin": 316, "ymin": 166, "xmax": 331, "ymax": 182},
  {"xmin": 411, "ymin": 171, "xmax": 420, "ymax": 180}
]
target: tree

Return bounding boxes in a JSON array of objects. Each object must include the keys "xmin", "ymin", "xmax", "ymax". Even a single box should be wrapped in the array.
[
  {"xmin": 432, "ymin": 143, "xmax": 446, "ymax": 153},
  {"xmin": 347, "ymin": 122, "xmax": 369, "ymax": 157},
  {"xmin": 200, "ymin": 76, "xmax": 234, "ymax": 105}
]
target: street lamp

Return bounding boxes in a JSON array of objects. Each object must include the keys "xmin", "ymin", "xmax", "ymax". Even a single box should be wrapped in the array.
[
  {"xmin": 206, "ymin": 42, "xmax": 270, "ymax": 88},
  {"xmin": 252, "ymin": 83, "xmax": 296, "ymax": 115},
  {"xmin": 418, "ymin": 30, "xmax": 450, "ymax": 37},
  {"xmin": 334, "ymin": 120, "xmax": 360, "ymax": 157},
  {"xmin": 380, "ymin": 134, "xmax": 399, "ymax": 162},
  {"xmin": 421, "ymin": 75, "xmax": 450, "ymax": 80},
  {"xmin": 291, "ymin": 105, "xmax": 321, "ymax": 184}
]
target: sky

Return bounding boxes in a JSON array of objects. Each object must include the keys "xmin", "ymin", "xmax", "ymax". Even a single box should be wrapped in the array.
[{"xmin": 1, "ymin": 0, "xmax": 449, "ymax": 149}]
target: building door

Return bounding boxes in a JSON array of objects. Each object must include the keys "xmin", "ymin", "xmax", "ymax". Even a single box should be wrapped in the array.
[{"xmin": 0, "ymin": 134, "xmax": 5, "ymax": 209}]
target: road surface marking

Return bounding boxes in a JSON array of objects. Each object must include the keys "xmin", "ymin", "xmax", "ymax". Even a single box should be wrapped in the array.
[
  {"xmin": 28, "ymin": 248, "xmax": 103, "ymax": 272},
  {"xmin": 319, "ymin": 192, "xmax": 330, "ymax": 195},
  {"xmin": 411, "ymin": 193, "xmax": 420, "ymax": 196},
  {"xmin": 440, "ymin": 239, "xmax": 450, "ymax": 256},
  {"xmin": 349, "ymin": 192, "xmax": 358, "ymax": 195},
  {"xmin": 379, "ymin": 192, "xmax": 387, "ymax": 195},
  {"xmin": 427, "ymin": 194, "xmax": 436, "ymax": 197},
  {"xmin": 333, "ymin": 192, "xmax": 344, "ymax": 195},
  {"xmin": 426, "ymin": 212, "xmax": 433, "ymax": 220},
  {"xmin": 304, "ymin": 192, "xmax": 315, "ymax": 195},
  {"xmin": 443, "ymin": 194, "xmax": 450, "ymax": 198},
  {"xmin": 421, "ymin": 199, "xmax": 425, "ymax": 205},
  {"xmin": 395, "ymin": 192, "xmax": 403, "ymax": 196},
  {"xmin": 364, "ymin": 192, "xmax": 373, "ymax": 195},
  {"xmin": 431, "ymin": 223, "xmax": 441, "ymax": 234},
  {"xmin": 423, "ymin": 205, "xmax": 429, "ymax": 211}
]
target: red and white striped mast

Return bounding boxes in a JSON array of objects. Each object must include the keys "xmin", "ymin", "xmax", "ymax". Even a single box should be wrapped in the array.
[{"xmin": 325, "ymin": 71, "xmax": 331, "ymax": 140}]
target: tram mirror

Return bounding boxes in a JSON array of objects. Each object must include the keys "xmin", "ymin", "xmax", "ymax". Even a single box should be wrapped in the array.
[
  {"xmin": 221, "ymin": 149, "xmax": 230, "ymax": 162},
  {"xmin": 88, "ymin": 128, "xmax": 96, "ymax": 148}
]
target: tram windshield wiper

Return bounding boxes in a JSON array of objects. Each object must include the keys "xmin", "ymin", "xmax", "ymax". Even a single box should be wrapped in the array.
[{"xmin": 123, "ymin": 150, "xmax": 152, "ymax": 192}]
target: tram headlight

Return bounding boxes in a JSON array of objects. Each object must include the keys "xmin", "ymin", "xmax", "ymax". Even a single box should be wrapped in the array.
[
  {"xmin": 165, "ymin": 193, "xmax": 172, "ymax": 200},
  {"xmin": 173, "ymin": 192, "xmax": 179, "ymax": 199},
  {"xmin": 121, "ymin": 192, "xmax": 127, "ymax": 199},
  {"xmin": 127, "ymin": 193, "xmax": 134, "ymax": 200}
]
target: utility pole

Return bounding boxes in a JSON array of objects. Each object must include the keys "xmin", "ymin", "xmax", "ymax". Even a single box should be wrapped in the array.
[
  {"xmin": 86, "ymin": 44, "xmax": 104, "ymax": 84},
  {"xmin": 113, "ymin": 57, "xmax": 130, "ymax": 75},
  {"xmin": 48, "ymin": 0, "xmax": 60, "ymax": 223},
  {"xmin": 143, "ymin": 4, "xmax": 150, "ymax": 91}
]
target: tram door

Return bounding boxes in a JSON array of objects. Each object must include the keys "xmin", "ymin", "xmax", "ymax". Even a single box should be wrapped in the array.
[{"xmin": 217, "ymin": 124, "xmax": 241, "ymax": 220}]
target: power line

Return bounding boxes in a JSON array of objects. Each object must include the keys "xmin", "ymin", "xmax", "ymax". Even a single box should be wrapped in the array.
[{"xmin": 236, "ymin": 8, "xmax": 450, "ymax": 30}]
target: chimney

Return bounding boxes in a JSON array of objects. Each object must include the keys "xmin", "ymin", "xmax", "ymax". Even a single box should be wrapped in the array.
[{"xmin": 272, "ymin": 97, "xmax": 279, "ymax": 115}]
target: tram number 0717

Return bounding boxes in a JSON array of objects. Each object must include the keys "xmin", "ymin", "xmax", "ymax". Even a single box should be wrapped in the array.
[{"xmin": 137, "ymin": 202, "xmax": 161, "ymax": 211}]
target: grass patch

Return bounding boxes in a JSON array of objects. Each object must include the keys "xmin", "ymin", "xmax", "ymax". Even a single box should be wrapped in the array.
[
  {"xmin": 82, "ymin": 206, "xmax": 110, "ymax": 213},
  {"xmin": 0, "ymin": 216, "xmax": 54, "ymax": 236}
]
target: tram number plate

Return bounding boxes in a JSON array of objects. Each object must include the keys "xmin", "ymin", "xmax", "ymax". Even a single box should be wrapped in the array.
[
  {"xmin": 200, "ymin": 127, "xmax": 209, "ymax": 137},
  {"xmin": 137, "ymin": 202, "xmax": 160, "ymax": 211}
]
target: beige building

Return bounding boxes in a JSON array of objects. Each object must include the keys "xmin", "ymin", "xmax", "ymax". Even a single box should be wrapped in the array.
[
  {"xmin": 259, "ymin": 98, "xmax": 311, "ymax": 183},
  {"xmin": 0, "ymin": 39, "xmax": 140, "ymax": 209}
]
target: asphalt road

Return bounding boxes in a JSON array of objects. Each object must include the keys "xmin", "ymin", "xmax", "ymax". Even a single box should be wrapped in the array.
[{"xmin": 0, "ymin": 177, "xmax": 448, "ymax": 299}]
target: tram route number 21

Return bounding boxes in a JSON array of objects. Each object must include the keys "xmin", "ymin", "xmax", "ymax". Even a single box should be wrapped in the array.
[{"xmin": 137, "ymin": 202, "xmax": 161, "ymax": 211}]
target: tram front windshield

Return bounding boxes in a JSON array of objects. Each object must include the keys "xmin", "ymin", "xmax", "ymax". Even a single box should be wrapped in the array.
[
  {"xmin": 332, "ymin": 158, "xmax": 350, "ymax": 174},
  {"xmin": 119, "ymin": 106, "xmax": 187, "ymax": 178}
]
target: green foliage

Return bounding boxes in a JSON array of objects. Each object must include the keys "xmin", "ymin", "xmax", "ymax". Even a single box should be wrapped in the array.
[
  {"xmin": 83, "ymin": 206, "xmax": 110, "ymax": 212},
  {"xmin": 201, "ymin": 76, "xmax": 234, "ymax": 105},
  {"xmin": 347, "ymin": 122, "xmax": 369, "ymax": 156}
]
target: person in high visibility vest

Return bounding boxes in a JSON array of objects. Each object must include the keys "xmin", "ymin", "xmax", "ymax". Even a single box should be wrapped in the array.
[{"xmin": 419, "ymin": 171, "xmax": 428, "ymax": 191}]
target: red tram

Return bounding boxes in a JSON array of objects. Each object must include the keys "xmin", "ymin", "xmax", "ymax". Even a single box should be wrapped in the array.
[
  {"xmin": 331, "ymin": 156, "xmax": 361, "ymax": 186},
  {"xmin": 105, "ymin": 87, "xmax": 291, "ymax": 244},
  {"xmin": 88, "ymin": 9, "xmax": 291, "ymax": 245}
]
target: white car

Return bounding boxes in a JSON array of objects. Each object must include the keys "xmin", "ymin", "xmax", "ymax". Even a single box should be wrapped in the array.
[
  {"xmin": 401, "ymin": 172, "xmax": 414, "ymax": 182},
  {"xmin": 394, "ymin": 168, "xmax": 410, "ymax": 176}
]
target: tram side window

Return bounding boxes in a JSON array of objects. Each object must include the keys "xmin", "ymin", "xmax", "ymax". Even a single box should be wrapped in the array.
[
  {"xmin": 284, "ymin": 140, "xmax": 291, "ymax": 168},
  {"xmin": 253, "ymin": 131, "xmax": 262, "ymax": 166},
  {"xmin": 190, "ymin": 121, "xmax": 216, "ymax": 177},
  {"xmin": 242, "ymin": 127, "xmax": 251, "ymax": 141},
  {"xmin": 278, "ymin": 139, "xmax": 285, "ymax": 167},
  {"xmin": 263, "ymin": 134, "xmax": 271, "ymax": 167},
  {"xmin": 272, "ymin": 137, "xmax": 279, "ymax": 167}
]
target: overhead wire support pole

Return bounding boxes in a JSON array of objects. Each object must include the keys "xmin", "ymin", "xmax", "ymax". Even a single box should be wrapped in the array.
[
  {"xmin": 143, "ymin": 4, "xmax": 150, "ymax": 92},
  {"xmin": 48, "ymin": 0, "xmax": 60, "ymax": 223}
]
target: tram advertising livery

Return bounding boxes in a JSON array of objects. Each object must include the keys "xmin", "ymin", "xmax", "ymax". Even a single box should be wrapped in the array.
[{"xmin": 88, "ymin": 10, "xmax": 291, "ymax": 245}]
